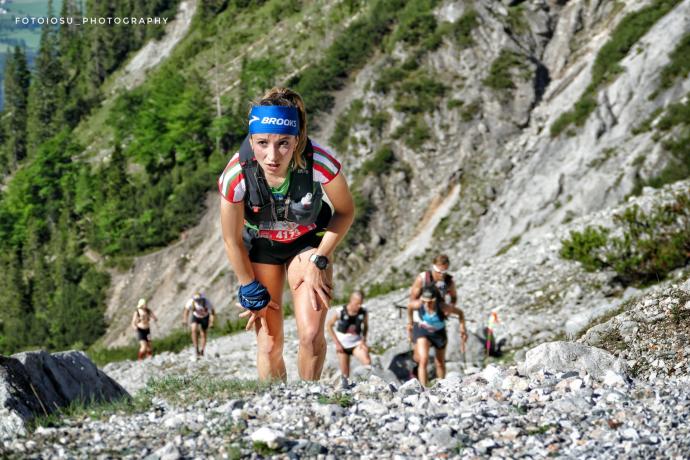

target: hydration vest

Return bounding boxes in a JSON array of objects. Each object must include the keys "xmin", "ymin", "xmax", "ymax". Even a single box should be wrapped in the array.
[
  {"xmin": 423, "ymin": 271, "xmax": 453, "ymax": 301},
  {"xmin": 239, "ymin": 135, "xmax": 323, "ymax": 228},
  {"xmin": 335, "ymin": 307, "xmax": 366, "ymax": 335},
  {"xmin": 191, "ymin": 296, "xmax": 210, "ymax": 316}
]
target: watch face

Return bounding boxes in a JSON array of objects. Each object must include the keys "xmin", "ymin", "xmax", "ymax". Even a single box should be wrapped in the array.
[{"xmin": 312, "ymin": 255, "xmax": 328, "ymax": 269}]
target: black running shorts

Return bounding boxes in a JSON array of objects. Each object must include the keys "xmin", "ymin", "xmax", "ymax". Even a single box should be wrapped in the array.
[
  {"xmin": 244, "ymin": 205, "xmax": 331, "ymax": 265},
  {"xmin": 137, "ymin": 327, "xmax": 151, "ymax": 342},
  {"xmin": 191, "ymin": 315, "xmax": 210, "ymax": 331},
  {"xmin": 412, "ymin": 324, "xmax": 447, "ymax": 349}
]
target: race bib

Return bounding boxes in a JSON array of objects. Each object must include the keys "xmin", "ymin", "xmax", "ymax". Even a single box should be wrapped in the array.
[{"xmin": 257, "ymin": 221, "xmax": 316, "ymax": 242}]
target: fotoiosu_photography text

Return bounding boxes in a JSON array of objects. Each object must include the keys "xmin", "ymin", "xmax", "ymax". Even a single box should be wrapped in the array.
[{"xmin": 15, "ymin": 16, "xmax": 169, "ymax": 26}]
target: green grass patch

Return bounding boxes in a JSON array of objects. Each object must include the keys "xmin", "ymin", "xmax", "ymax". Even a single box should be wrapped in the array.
[
  {"xmin": 317, "ymin": 393, "xmax": 354, "ymax": 408},
  {"xmin": 28, "ymin": 393, "xmax": 149, "ymax": 432},
  {"xmin": 656, "ymin": 32, "xmax": 690, "ymax": 92},
  {"xmin": 451, "ymin": 9, "xmax": 478, "ymax": 48},
  {"xmin": 369, "ymin": 110, "xmax": 391, "ymax": 135},
  {"xmin": 330, "ymin": 99, "xmax": 365, "ymax": 154},
  {"xmin": 392, "ymin": 114, "xmax": 431, "ymax": 149},
  {"xmin": 142, "ymin": 375, "xmax": 269, "ymax": 405},
  {"xmin": 461, "ymin": 100, "xmax": 481, "ymax": 121},
  {"xmin": 366, "ymin": 278, "xmax": 405, "ymax": 297},
  {"xmin": 360, "ymin": 145, "xmax": 396, "ymax": 177},
  {"xmin": 393, "ymin": 70, "xmax": 447, "ymax": 114},
  {"xmin": 551, "ymin": 0, "xmax": 682, "ymax": 137},
  {"xmin": 587, "ymin": 147, "xmax": 617, "ymax": 169},
  {"xmin": 527, "ymin": 424, "xmax": 555, "ymax": 435},
  {"xmin": 495, "ymin": 235, "xmax": 521, "ymax": 256},
  {"xmin": 632, "ymin": 96, "xmax": 690, "ymax": 193},
  {"xmin": 632, "ymin": 107, "xmax": 663, "ymax": 134}
]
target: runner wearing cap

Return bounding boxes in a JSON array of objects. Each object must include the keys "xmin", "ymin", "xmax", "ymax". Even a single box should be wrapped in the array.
[{"xmin": 407, "ymin": 284, "xmax": 467, "ymax": 386}]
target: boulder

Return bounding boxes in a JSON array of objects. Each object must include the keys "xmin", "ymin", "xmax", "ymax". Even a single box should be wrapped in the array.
[
  {"xmin": 518, "ymin": 341, "xmax": 627, "ymax": 380},
  {"xmin": 0, "ymin": 350, "xmax": 129, "ymax": 439}
]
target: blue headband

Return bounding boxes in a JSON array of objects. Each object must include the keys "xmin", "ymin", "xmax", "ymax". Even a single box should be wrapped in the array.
[{"xmin": 248, "ymin": 106, "xmax": 300, "ymax": 136}]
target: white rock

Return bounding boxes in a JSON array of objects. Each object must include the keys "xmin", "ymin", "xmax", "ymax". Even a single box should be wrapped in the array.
[
  {"xmin": 501, "ymin": 376, "xmax": 529, "ymax": 391},
  {"xmin": 399, "ymin": 379, "xmax": 424, "ymax": 395},
  {"xmin": 603, "ymin": 370, "xmax": 627, "ymax": 387},
  {"xmin": 250, "ymin": 427, "xmax": 285, "ymax": 449},
  {"xmin": 520, "ymin": 342, "xmax": 627, "ymax": 380}
]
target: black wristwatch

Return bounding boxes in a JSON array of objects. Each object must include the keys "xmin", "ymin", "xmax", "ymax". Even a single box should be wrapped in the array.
[{"xmin": 309, "ymin": 254, "xmax": 329, "ymax": 270}]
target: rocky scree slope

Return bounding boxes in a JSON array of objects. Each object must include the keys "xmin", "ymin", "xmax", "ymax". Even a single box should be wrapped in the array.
[{"xmin": 6, "ymin": 275, "xmax": 690, "ymax": 459}]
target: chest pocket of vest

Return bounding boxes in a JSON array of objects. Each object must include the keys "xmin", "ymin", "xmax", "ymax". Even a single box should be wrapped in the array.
[{"xmin": 287, "ymin": 186, "xmax": 322, "ymax": 225}]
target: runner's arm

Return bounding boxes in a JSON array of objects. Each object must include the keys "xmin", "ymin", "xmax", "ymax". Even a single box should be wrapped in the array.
[
  {"xmin": 326, "ymin": 312, "xmax": 344, "ymax": 351},
  {"xmin": 182, "ymin": 305, "xmax": 189, "ymax": 326},
  {"xmin": 316, "ymin": 173, "xmax": 355, "ymax": 260},
  {"xmin": 408, "ymin": 276, "xmax": 423, "ymax": 311},
  {"xmin": 447, "ymin": 281, "xmax": 458, "ymax": 308},
  {"xmin": 220, "ymin": 199, "xmax": 255, "ymax": 285},
  {"xmin": 362, "ymin": 311, "xmax": 368, "ymax": 344},
  {"xmin": 449, "ymin": 306, "xmax": 468, "ymax": 340}
]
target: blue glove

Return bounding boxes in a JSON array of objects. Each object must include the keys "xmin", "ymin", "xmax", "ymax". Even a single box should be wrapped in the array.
[{"xmin": 238, "ymin": 280, "xmax": 271, "ymax": 311}]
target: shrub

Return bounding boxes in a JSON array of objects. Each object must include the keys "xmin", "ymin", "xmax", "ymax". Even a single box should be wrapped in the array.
[
  {"xmin": 390, "ymin": 0, "xmax": 438, "ymax": 46},
  {"xmin": 360, "ymin": 145, "xmax": 396, "ymax": 176},
  {"xmin": 394, "ymin": 71, "xmax": 447, "ymax": 113},
  {"xmin": 452, "ymin": 9, "xmax": 478, "ymax": 48},
  {"xmin": 560, "ymin": 192, "xmax": 690, "ymax": 286},
  {"xmin": 484, "ymin": 50, "xmax": 529, "ymax": 91},
  {"xmin": 560, "ymin": 226, "xmax": 610, "ymax": 271}
]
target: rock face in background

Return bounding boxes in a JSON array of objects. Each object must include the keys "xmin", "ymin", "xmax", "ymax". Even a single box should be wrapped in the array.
[
  {"xmin": 0, "ymin": 351, "xmax": 129, "ymax": 439},
  {"xmin": 96, "ymin": 0, "xmax": 690, "ymax": 348}
]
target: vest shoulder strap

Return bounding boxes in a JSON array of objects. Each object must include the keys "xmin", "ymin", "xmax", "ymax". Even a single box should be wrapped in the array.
[
  {"xmin": 287, "ymin": 138, "xmax": 314, "ymax": 198},
  {"xmin": 239, "ymin": 135, "xmax": 271, "ymax": 207}
]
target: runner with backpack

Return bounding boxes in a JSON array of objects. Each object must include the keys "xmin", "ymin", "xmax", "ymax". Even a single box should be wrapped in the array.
[
  {"xmin": 407, "ymin": 254, "xmax": 467, "ymax": 386},
  {"xmin": 326, "ymin": 290, "xmax": 372, "ymax": 386},
  {"xmin": 183, "ymin": 292, "xmax": 216, "ymax": 361},
  {"xmin": 218, "ymin": 87, "xmax": 354, "ymax": 381}
]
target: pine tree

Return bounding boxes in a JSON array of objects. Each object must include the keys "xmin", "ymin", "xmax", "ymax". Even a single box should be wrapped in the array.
[
  {"xmin": 0, "ymin": 250, "xmax": 29, "ymax": 354},
  {"xmin": 3, "ymin": 46, "xmax": 31, "ymax": 169},
  {"xmin": 26, "ymin": 1, "xmax": 64, "ymax": 152},
  {"xmin": 59, "ymin": 0, "xmax": 88, "ymax": 126}
]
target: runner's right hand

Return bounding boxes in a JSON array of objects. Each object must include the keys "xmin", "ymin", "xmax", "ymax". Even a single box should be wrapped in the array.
[{"xmin": 236, "ymin": 301, "xmax": 280, "ymax": 331}]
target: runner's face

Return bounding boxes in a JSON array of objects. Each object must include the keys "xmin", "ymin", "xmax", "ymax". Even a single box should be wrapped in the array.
[
  {"xmin": 433, "ymin": 263, "xmax": 449, "ymax": 277},
  {"xmin": 251, "ymin": 134, "xmax": 297, "ymax": 177},
  {"xmin": 349, "ymin": 293, "xmax": 363, "ymax": 311}
]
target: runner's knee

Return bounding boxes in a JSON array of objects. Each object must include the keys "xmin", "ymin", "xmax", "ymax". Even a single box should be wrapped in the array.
[
  {"xmin": 298, "ymin": 329, "xmax": 325, "ymax": 352},
  {"xmin": 257, "ymin": 338, "xmax": 283, "ymax": 360}
]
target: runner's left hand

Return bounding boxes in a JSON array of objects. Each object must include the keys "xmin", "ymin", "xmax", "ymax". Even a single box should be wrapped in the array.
[{"xmin": 301, "ymin": 262, "xmax": 332, "ymax": 311}]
